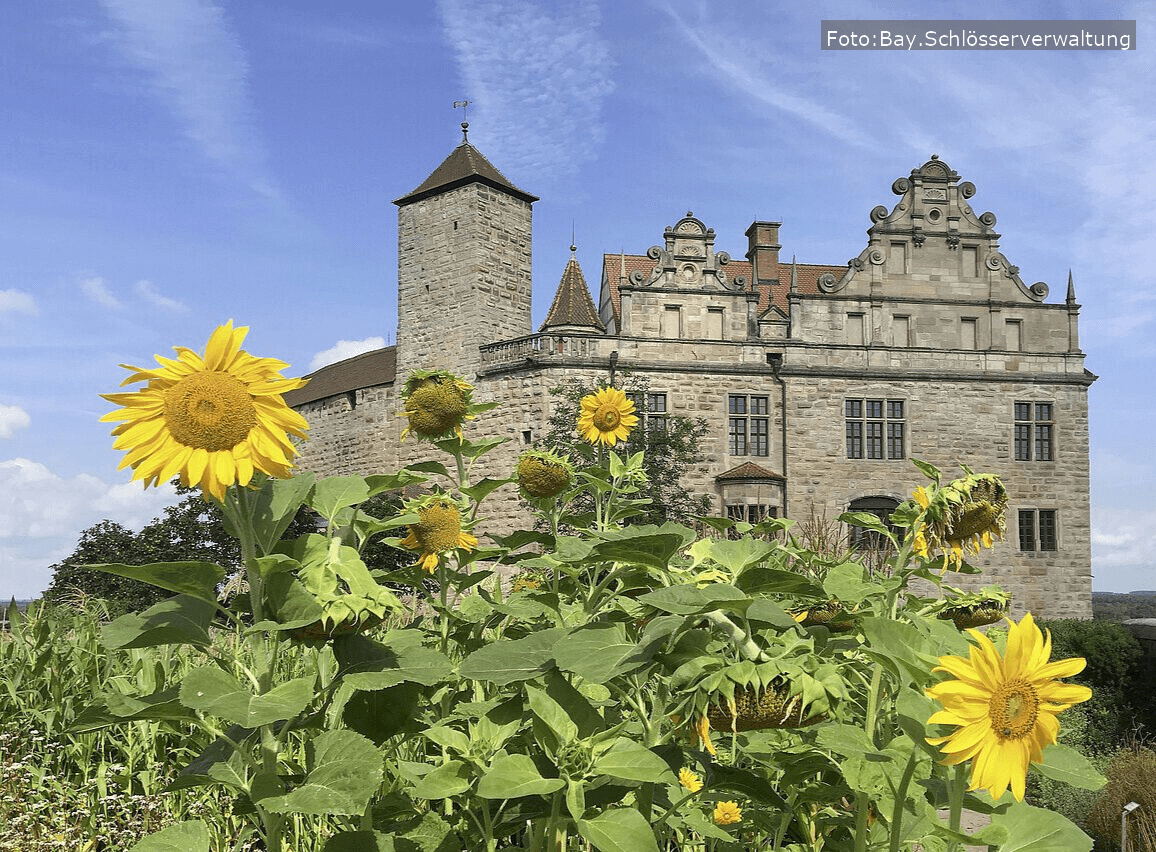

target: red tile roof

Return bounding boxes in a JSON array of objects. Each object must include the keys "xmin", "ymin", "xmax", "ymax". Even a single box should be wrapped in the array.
[
  {"xmin": 716, "ymin": 461, "xmax": 785, "ymax": 482},
  {"xmin": 599, "ymin": 253, "xmax": 848, "ymax": 326}
]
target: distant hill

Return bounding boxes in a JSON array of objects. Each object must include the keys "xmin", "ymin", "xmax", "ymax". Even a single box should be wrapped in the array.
[{"xmin": 1093, "ymin": 591, "xmax": 1156, "ymax": 621}]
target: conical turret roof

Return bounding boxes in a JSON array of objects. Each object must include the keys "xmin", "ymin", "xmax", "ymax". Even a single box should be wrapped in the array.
[
  {"xmin": 540, "ymin": 250, "xmax": 604, "ymax": 332},
  {"xmin": 394, "ymin": 125, "xmax": 538, "ymax": 206}
]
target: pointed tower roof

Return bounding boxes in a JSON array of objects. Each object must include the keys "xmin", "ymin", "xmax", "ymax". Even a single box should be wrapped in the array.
[
  {"xmin": 393, "ymin": 123, "xmax": 538, "ymax": 206},
  {"xmin": 540, "ymin": 247, "xmax": 605, "ymax": 332}
]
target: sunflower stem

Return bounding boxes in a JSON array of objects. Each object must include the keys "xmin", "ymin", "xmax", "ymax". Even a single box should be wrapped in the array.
[
  {"xmin": 946, "ymin": 763, "xmax": 966, "ymax": 852},
  {"xmin": 887, "ymin": 749, "xmax": 919, "ymax": 852}
]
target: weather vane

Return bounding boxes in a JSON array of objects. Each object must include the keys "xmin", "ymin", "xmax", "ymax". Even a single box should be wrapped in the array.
[{"xmin": 454, "ymin": 100, "xmax": 472, "ymax": 141}]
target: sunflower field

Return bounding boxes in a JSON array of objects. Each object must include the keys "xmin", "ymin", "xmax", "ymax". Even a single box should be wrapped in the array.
[{"xmin": 1, "ymin": 325, "xmax": 1110, "ymax": 851}]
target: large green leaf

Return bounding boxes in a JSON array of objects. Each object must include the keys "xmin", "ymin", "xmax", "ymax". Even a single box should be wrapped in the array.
[
  {"xmin": 311, "ymin": 475, "xmax": 372, "ymax": 524},
  {"xmin": 263, "ymin": 730, "xmax": 383, "ymax": 816},
  {"xmin": 859, "ymin": 617, "xmax": 939, "ymax": 685},
  {"xmin": 587, "ymin": 533, "xmax": 689, "ymax": 570},
  {"xmin": 249, "ymin": 473, "xmax": 316, "ymax": 555},
  {"xmin": 458, "ymin": 627, "xmax": 567, "ymax": 685},
  {"xmin": 636, "ymin": 584, "xmax": 749, "ymax": 615},
  {"xmin": 125, "ymin": 821, "xmax": 210, "ymax": 852},
  {"xmin": 342, "ymin": 681, "xmax": 421, "ymax": 745},
  {"xmin": 323, "ymin": 831, "xmax": 421, "ymax": 852},
  {"xmin": 102, "ymin": 595, "xmax": 215, "ymax": 649},
  {"xmin": 822, "ymin": 561, "xmax": 877, "ymax": 605},
  {"xmin": 576, "ymin": 808, "xmax": 660, "ymax": 852},
  {"xmin": 976, "ymin": 801, "xmax": 1093, "ymax": 851},
  {"xmin": 553, "ymin": 623, "xmax": 651, "ymax": 683},
  {"xmin": 526, "ymin": 684, "xmax": 578, "ymax": 747},
  {"xmin": 475, "ymin": 754, "xmax": 564, "ymax": 799},
  {"xmin": 592, "ymin": 739, "xmax": 675, "ymax": 784},
  {"xmin": 1033, "ymin": 743, "xmax": 1107, "ymax": 790},
  {"xmin": 179, "ymin": 667, "xmax": 314, "ymax": 727},
  {"xmin": 335, "ymin": 634, "xmax": 453, "ymax": 691},
  {"xmin": 687, "ymin": 537, "xmax": 776, "ymax": 572},
  {"xmin": 733, "ymin": 565, "xmax": 826, "ymax": 597},
  {"xmin": 82, "ymin": 561, "xmax": 225, "ymax": 603},
  {"xmin": 410, "ymin": 760, "xmax": 472, "ymax": 799}
]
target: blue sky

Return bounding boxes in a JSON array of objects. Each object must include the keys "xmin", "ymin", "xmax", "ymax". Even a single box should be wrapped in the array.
[{"xmin": 0, "ymin": 1, "xmax": 1151, "ymax": 598}]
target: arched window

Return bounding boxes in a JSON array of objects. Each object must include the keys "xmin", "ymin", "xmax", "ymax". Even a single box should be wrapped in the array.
[{"xmin": 847, "ymin": 496, "xmax": 901, "ymax": 551}]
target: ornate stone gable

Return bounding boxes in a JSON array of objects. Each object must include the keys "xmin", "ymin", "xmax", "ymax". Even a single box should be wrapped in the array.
[
  {"xmin": 631, "ymin": 213, "xmax": 750, "ymax": 292},
  {"xmin": 819, "ymin": 156, "xmax": 1049, "ymax": 303}
]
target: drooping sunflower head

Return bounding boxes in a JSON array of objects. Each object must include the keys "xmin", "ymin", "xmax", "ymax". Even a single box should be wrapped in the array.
[
  {"xmin": 515, "ymin": 449, "xmax": 574, "ymax": 499},
  {"xmin": 925, "ymin": 612, "xmax": 1092, "ymax": 801},
  {"xmin": 577, "ymin": 387, "xmax": 638, "ymax": 446},
  {"xmin": 934, "ymin": 584, "xmax": 1013, "ymax": 630},
  {"xmin": 398, "ymin": 495, "xmax": 478, "ymax": 573},
  {"xmin": 908, "ymin": 470, "xmax": 1007, "ymax": 569},
  {"xmin": 400, "ymin": 369, "xmax": 474, "ymax": 441},
  {"xmin": 100, "ymin": 321, "xmax": 309, "ymax": 501}
]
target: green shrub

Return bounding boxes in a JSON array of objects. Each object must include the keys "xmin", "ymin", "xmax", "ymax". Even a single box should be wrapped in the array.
[{"xmin": 1086, "ymin": 739, "xmax": 1156, "ymax": 851}]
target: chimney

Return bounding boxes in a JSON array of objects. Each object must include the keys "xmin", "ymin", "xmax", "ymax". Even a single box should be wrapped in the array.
[{"xmin": 745, "ymin": 221, "xmax": 782, "ymax": 292}]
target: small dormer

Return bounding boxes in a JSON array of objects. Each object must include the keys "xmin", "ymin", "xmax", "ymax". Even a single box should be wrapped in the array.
[{"xmin": 630, "ymin": 213, "xmax": 748, "ymax": 292}]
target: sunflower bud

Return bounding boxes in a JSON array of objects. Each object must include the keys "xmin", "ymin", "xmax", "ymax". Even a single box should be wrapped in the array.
[
  {"xmin": 516, "ymin": 449, "xmax": 574, "ymax": 498},
  {"xmin": 400, "ymin": 370, "xmax": 474, "ymax": 441}
]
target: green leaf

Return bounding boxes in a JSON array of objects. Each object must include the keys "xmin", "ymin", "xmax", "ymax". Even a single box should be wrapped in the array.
[
  {"xmin": 475, "ymin": 754, "xmax": 564, "ymax": 799},
  {"xmin": 179, "ymin": 667, "xmax": 314, "ymax": 727},
  {"xmin": 82, "ymin": 561, "xmax": 225, "ymax": 603},
  {"xmin": 103, "ymin": 686, "xmax": 194, "ymax": 721},
  {"xmin": 404, "ymin": 460, "xmax": 451, "ymax": 479},
  {"xmin": 733, "ymin": 566, "xmax": 826, "ymax": 597},
  {"xmin": 553, "ymin": 623, "xmax": 650, "ymax": 683},
  {"xmin": 636, "ymin": 584, "xmax": 749, "ymax": 615},
  {"xmin": 526, "ymin": 684, "xmax": 578, "ymax": 746},
  {"xmin": 102, "ymin": 595, "xmax": 215, "ymax": 649},
  {"xmin": 342, "ymin": 681, "xmax": 421, "ymax": 745},
  {"xmin": 542, "ymin": 669, "xmax": 604, "ymax": 738},
  {"xmin": 458, "ymin": 627, "xmax": 567, "ymax": 685},
  {"xmin": 817, "ymin": 723, "xmax": 875, "ymax": 759},
  {"xmin": 976, "ymin": 801, "xmax": 1093, "ymax": 851},
  {"xmin": 1033, "ymin": 743, "xmax": 1107, "ymax": 790},
  {"xmin": 323, "ymin": 831, "xmax": 422, "ymax": 852},
  {"xmin": 592, "ymin": 739, "xmax": 675, "ymax": 784},
  {"xmin": 335, "ymin": 634, "xmax": 453, "ymax": 691},
  {"xmin": 262, "ymin": 730, "xmax": 384, "ymax": 816},
  {"xmin": 125, "ymin": 821, "xmax": 210, "ymax": 852},
  {"xmin": 410, "ymin": 760, "xmax": 472, "ymax": 799},
  {"xmin": 587, "ymin": 533, "xmax": 688, "ymax": 570},
  {"xmin": 745, "ymin": 598, "xmax": 798, "ymax": 629},
  {"xmin": 687, "ymin": 536, "xmax": 775, "ymax": 572},
  {"xmin": 422, "ymin": 725, "xmax": 472, "ymax": 756},
  {"xmin": 822, "ymin": 561, "xmax": 877, "ymax": 606},
  {"xmin": 707, "ymin": 763, "xmax": 788, "ymax": 808},
  {"xmin": 250, "ymin": 473, "xmax": 316, "ymax": 555},
  {"xmin": 576, "ymin": 808, "xmax": 660, "ymax": 852},
  {"xmin": 365, "ymin": 470, "xmax": 429, "ymax": 494},
  {"xmin": 911, "ymin": 458, "xmax": 941, "ymax": 482},
  {"xmin": 460, "ymin": 477, "xmax": 511, "ymax": 503},
  {"xmin": 311, "ymin": 475, "xmax": 372, "ymax": 524}
]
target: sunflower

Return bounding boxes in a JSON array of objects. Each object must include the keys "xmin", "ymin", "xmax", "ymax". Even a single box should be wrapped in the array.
[
  {"xmin": 909, "ymin": 472, "xmax": 1006, "ymax": 569},
  {"xmin": 400, "ymin": 369, "xmax": 474, "ymax": 441},
  {"xmin": 398, "ymin": 496, "xmax": 478, "ymax": 572},
  {"xmin": 678, "ymin": 767, "xmax": 704, "ymax": 793},
  {"xmin": 925, "ymin": 612, "xmax": 1092, "ymax": 801},
  {"xmin": 515, "ymin": 449, "xmax": 574, "ymax": 498},
  {"xmin": 577, "ymin": 387, "xmax": 638, "ymax": 446},
  {"xmin": 713, "ymin": 801, "xmax": 742, "ymax": 826},
  {"xmin": 100, "ymin": 321, "xmax": 308, "ymax": 501}
]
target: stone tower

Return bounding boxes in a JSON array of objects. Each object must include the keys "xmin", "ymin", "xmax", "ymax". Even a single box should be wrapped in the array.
[{"xmin": 393, "ymin": 123, "xmax": 538, "ymax": 381}]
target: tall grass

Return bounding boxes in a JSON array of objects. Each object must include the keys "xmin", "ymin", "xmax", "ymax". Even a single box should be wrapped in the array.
[{"xmin": 0, "ymin": 597, "xmax": 332, "ymax": 850}]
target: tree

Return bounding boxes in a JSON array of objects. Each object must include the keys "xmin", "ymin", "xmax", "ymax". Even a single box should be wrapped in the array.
[
  {"xmin": 539, "ymin": 377, "xmax": 711, "ymax": 526},
  {"xmin": 44, "ymin": 483, "xmax": 410, "ymax": 614}
]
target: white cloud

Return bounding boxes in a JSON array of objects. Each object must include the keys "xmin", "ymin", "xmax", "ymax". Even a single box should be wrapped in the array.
[
  {"xmin": 0, "ymin": 404, "xmax": 30, "ymax": 439},
  {"xmin": 0, "ymin": 289, "xmax": 38, "ymax": 317},
  {"xmin": 135, "ymin": 279, "xmax": 188, "ymax": 312},
  {"xmin": 81, "ymin": 276, "xmax": 123, "ymax": 308},
  {"xmin": 0, "ymin": 458, "xmax": 179, "ymax": 600},
  {"xmin": 98, "ymin": 0, "xmax": 271, "ymax": 190},
  {"xmin": 436, "ymin": 0, "xmax": 614, "ymax": 184},
  {"xmin": 1091, "ymin": 505, "xmax": 1156, "ymax": 593},
  {"xmin": 310, "ymin": 337, "xmax": 386, "ymax": 371}
]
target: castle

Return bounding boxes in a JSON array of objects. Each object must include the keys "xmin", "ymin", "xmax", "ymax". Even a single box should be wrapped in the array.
[{"xmin": 285, "ymin": 128, "xmax": 1096, "ymax": 619}]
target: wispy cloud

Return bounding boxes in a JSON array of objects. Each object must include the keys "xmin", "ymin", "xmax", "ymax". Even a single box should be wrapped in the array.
[
  {"xmin": 81, "ymin": 276, "xmax": 123, "ymax": 309},
  {"xmin": 0, "ymin": 289, "xmax": 38, "ymax": 317},
  {"xmin": 0, "ymin": 405, "xmax": 30, "ymax": 439},
  {"xmin": 1092, "ymin": 505, "xmax": 1156, "ymax": 592},
  {"xmin": 135, "ymin": 279, "xmax": 188, "ymax": 312},
  {"xmin": 436, "ymin": 0, "xmax": 614, "ymax": 185},
  {"xmin": 97, "ymin": 0, "xmax": 273, "ymax": 194},
  {"xmin": 659, "ymin": 4, "xmax": 874, "ymax": 149},
  {"xmin": 310, "ymin": 337, "xmax": 386, "ymax": 371}
]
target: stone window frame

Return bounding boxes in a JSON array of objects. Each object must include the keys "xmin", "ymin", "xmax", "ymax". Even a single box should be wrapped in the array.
[
  {"xmin": 961, "ymin": 317, "xmax": 979, "ymax": 350},
  {"xmin": 727, "ymin": 394, "xmax": 770, "ymax": 457},
  {"xmin": 847, "ymin": 495, "xmax": 900, "ymax": 551},
  {"xmin": 845, "ymin": 398, "xmax": 906, "ymax": 460},
  {"xmin": 707, "ymin": 307, "xmax": 725, "ymax": 340},
  {"xmin": 1014, "ymin": 401, "xmax": 1054, "ymax": 462},
  {"xmin": 1017, "ymin": 508, "xmax": 1058, "ymax": 552},
  {"xmin": 627, "ymin": 392, "xmax": 668, "ymax": 433}
]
